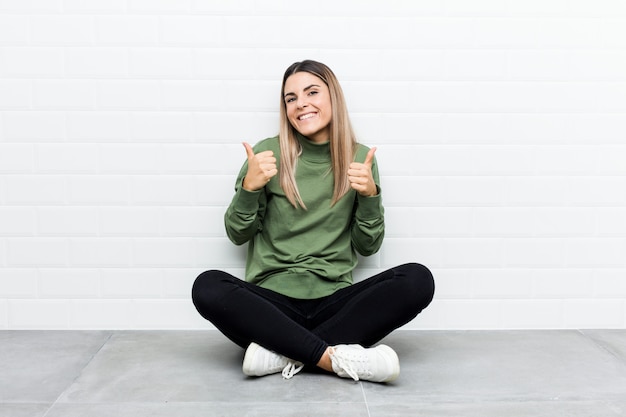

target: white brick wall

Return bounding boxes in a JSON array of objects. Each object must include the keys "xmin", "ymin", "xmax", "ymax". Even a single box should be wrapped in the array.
[{"xmin": 1, "ymin": 0, "xmax": 626, "ymax": 329}]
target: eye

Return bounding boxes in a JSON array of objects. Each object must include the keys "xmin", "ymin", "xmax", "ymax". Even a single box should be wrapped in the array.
[
  {"xmin": 308, "ymin": 90, "xmax": 318, "ymax": 96},
  {"xmin": 285, "ymin": 96, "xmax": 296, "ymax": 104}
]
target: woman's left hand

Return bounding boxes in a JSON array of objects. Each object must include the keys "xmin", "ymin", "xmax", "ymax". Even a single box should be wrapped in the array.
[{"xmin": 348, "ymin": 147, "xmax": 378, "ymax": 197}]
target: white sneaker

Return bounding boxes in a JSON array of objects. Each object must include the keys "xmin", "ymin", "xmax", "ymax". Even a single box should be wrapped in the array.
[
  {"xmin": 242, "ymin": 342, "xmax": 304, "ymax": 379},
  {"xmin": 329, "ymin": 344, "xmax": 400, "ymax": 383}
]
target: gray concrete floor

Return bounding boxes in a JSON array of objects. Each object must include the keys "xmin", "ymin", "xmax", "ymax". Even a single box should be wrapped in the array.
[{"xmin": 1, "ymin": 330, "xmax": 626, "ymax": 417}]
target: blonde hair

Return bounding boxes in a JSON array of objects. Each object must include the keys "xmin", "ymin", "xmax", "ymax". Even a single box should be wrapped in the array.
[{"xmin": 279, "ymin": 60, "xmax": 357, "ymax": 209}]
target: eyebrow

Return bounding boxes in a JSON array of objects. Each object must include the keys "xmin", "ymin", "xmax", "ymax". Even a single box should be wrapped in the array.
[{"xmin": 284, "ymin": 84, "xmax": 321, "ymax": 98}]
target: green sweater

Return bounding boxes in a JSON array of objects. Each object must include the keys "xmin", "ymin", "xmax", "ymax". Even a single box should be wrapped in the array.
[{"xmin": 224, "ymin": 134, "xmax": 385, "ymax": 299}]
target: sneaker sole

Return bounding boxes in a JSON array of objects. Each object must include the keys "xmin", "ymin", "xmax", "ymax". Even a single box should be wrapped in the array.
[
  {"xmin": 374, "ymin": 344, "xmax": 400, "ymax": 383},
  {"xmin": 242, "ymin": 342, "xmax": 262, "ymax": 376}
]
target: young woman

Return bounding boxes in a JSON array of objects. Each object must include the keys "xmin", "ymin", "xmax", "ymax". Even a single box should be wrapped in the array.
[{"xmin": 192, "ymin": 60, "xmax": 434, "ymax": 383}]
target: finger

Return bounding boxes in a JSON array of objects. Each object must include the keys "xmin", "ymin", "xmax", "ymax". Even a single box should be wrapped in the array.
[
  {"xmin": 242, "ymin": 142, "xmax": 255, "ymax": 160},
  {"xmin": 363, "ymin": 147, "xmax": 377, "ymax": 167}
]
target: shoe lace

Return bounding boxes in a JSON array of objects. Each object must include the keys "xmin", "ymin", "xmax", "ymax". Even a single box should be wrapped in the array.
[
  {"xmin": 329, "ymin": 347, "xmax": 371, "ymax": 382},
  {"xmin": 281, "ymin": 361, "xmax": 304, "ymax": 379}
]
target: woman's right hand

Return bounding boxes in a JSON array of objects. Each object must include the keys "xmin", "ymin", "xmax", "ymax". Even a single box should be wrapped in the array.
[{"xmin": 242, "ymin": 142, "xmax": 278, "ymax": 191}]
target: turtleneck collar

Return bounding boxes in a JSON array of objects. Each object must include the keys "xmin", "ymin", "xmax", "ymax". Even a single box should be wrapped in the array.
[{"xmin": 297, "ymin": 132, "xmax": 331, "ymax": 163}]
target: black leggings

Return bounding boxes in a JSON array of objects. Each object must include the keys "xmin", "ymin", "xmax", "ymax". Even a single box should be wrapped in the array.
[{"xmin": 191, "ymin": 263, "xmax": 434, "ymax": 366}]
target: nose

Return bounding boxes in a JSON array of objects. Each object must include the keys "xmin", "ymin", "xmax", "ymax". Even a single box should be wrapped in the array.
[{"xmin": 296, "ymin": 97, "xmax": 307, "ymax": 108}]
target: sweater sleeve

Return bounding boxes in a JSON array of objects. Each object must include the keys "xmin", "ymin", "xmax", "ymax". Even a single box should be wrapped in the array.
[
  {"xmin": 350, "ymin": 157, "xmax": 385, "ymax": 256},
  {"xmin": 224, "ymin": 160, "xmax": 267, "ymax": 246}
]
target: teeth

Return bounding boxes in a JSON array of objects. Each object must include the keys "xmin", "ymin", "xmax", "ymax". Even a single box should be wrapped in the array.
[{"xmin": 299, "ymin": 113, "xmax": 315, "ymax": 120}]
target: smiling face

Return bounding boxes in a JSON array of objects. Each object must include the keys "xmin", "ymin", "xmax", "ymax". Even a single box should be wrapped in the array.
[{"xmin": 283, "ymin": 71, "xmax": 332, "ymax": 144}]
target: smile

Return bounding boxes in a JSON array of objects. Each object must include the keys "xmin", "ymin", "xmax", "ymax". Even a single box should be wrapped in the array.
[{"xmin": 298, "ymin": 112, "xmax": 317, "ymax": 121}]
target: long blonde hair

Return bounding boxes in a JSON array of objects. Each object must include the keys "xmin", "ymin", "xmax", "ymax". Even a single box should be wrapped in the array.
[{"xmin": 279, "ymin": 60, "xmax": 357, "ymax": 209}]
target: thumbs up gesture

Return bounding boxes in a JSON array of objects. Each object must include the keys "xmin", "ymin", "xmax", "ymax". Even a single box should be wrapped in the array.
[
  {"xmin": 242, "ymin": 142, "xmax": 278, "ymax": 191},
  {"xmin": 348, "ymin": 147, "xmax": 378, "ymax": 197}
]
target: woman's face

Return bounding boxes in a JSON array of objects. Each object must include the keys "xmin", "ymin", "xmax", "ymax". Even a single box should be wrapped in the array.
[{"xmin": 283, "ymin": 71, "xmax": 332, "ymax": 144}]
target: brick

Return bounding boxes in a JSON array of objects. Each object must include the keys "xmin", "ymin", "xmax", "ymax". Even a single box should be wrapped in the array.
[
  {"xmin": 380, "ymin": 50, "xmax": 443, "ymax": 81},
  {"xmin": 160, "ymin": 16, "xmax": 223, "ymax": 45},
  {"xmin": 532, "ymin": 269, "xmax": 593, "ymax": 298},
  {"xmin": 379, "ymin": 114, "xmax": 443, "ymax": 145},
  {"xmin": 594, "ymin": 269, "xmax": 626, "ymax": 297},
  {"xmin": 129, "ymin": 48, "xmax": 193, "ymax": 78},
  {"xmin": 384, "ymin": 207, "xmax": 416, "ymax": 238},
  {"xmin": 133, "ymin": 299, "xmax": 207, "ymax": 329},
  {"xmin": 564, "ymin": 300, "xmax": 624, "ymax": 328},
  {"xmin": 8, "ymin": 300, "xmax": 69, "ymax": 329},
  {"xmin": 30, "ymin": 16, "xmax": 94, "ymax": 45},
  {"xmin": 38, "ymin": 207, "xmax": 99, "ymax": 236},
  {"xmin": 36, "ymin": 144, "xmax": 99, "ymax": 173},
  {"xmin": 160, "ymin": 206, "xmax": 225, "ymax": 237},
  {"xmin": 97, "ymin": 81, "xmax": 160, "ymax": 110},
  {"xmin": 415, "ymin": 208, "xmax": 473, "ymax": 237},
  {"xmin": 67, "ymin": 175, "xmax": 130, "ymax": 205},
  {"xmin": 0, "ymin": 269, "xmax": 38, "ymax": 297},
  {"xmin": 532, "ymin": 208, "xmax": 596, "ymax": 237},
  {"xmin": 501, "ymin": 300, "xmax": 564, "ymax": 329},
  {"xmin": 69, "ymin": 238, "xmax": 132, "ymax": 267},
  {"xmin": 7, "ymin": 238, "xmax": 68, "ymax": 267},
  {"xmin": 99, "ymin": 144, "xmax": 162, "ymax": 173},
  {"xmin": 193, "ymin": 48, "xmax": 261, "ymax": 80},
  {"xmin": 445, "ymin": 177, "xmax": 505, "ymax": 207},
  {"xmin": 566, "ymin": 178, "xmax": 626, "ymax": 206},
  {"xmin": 504, "ymin": 238, "xmax": 565, "ymax": 268},
  {"xmin": 63, "ymin": 0, "xmax": 126, "ymax": 12},
  {"xmin": 195, "ymin": 175, "xmax": 234, "ymax": 206},
  {"xmin": 66, "ymin": 112, "xmax": 130, "ymax": 142},
  {"xmin": 161, "ymin": 144, "xmax": 222, "ymax": 174},
  {"xmin": 1, "ymin": 47, "xmax": 64, "ymax": 77},
  {"xmin": 131, "ymin": 112, "xmax": 194, "ymax": 142},
  {"xmin": 130, "ymin": 0, "xmax": 192, "ymax": 12},
  {"xmin": 65, "ymin": 47, "xmax": 129, "ymax": 77},
  {"xmin": 0, "ymin": 144, "xmax": 34, "ymax": 173},
  {"xmin": 95, "ymin": 16, "xmax": 158, "ymax": 45},
  {"xmin": 131, "ymin": 175, "xmax": 195, "ymax": 205},
  {"xmin": 160, "ymin": 81, "xmax": 228, "ymax": 110},
  {"xmin": 133, "ymin": 238, "xmax": 197, "ymax": 267},
  {"xmin": 565, "ymin": 238, "xmax": 626, "ymax": 268},
  {"xmin": 381, "ymin": 238, "xmax": 443, "ymax": 269},
  {"xmin": 5, "ymin": 175, "xmax": 66, "ymax": 205},
  {"xmin": 470, "ymin": 269, "xmax": 533, "ymax": 299},
  {"xmin": 196, "ymin": 237, "xmax": 247, "ymax": 268},
  {"xmin": 0, "ymin": 80, "xmax": 31, "ymax": 109},
  {"xmin": 0, "ymin": 15, "xmax": 29, "ymax": 45},
  {"xmin": 3, "ymin": 111, "xmax": 66, "ymax": 141},
  {"xmin": 100, "ymin": 268, "xmax": 163, "ymax": 298},
  {"xmin": 33, "ymin": 80, "xmax": 96, "ymax": 110},
  {"xmin": 598, "ymin": 208, "xmax": 626, "ymax": 237},
  {"xmin": 383, "ymin": 177, "xmax": 446, "ymax": 207},
  {"xmin": 430, "ymin": 268, "xmax": 472, "ymax": 299},
  {"xmin": 0, "ymin": 208, "xmax": 35, "ymax": 236},
  {"xmin": 472, "ymin": 208, "xmax": 537, "ymax": 237},
  {"xmin": 39, "ymin": 268, "xmax": 99, "ymax": 298},
  {"xmin": 444, "ymin": 238, "xmax": 504, "ymax": 268},
  {"xmin": 192, "ymin": 112, "xmax": 278, "ymax": 143},
  {"xmin": 162, "ymin": 268, "xmax": 201, "ymax": 298},
  {"xmin": 435, "ymin": 299, "xmax": 502, "ymax": 329},
  {"xmin": 70, "ymin": 300, "xmax": 133, "ymax": 329},
  {"xmin": 99, "ymin": 207, "xmax": 160, "ymax": 236},
  {"xmin": 598, "ymin": 146, "xmax": 626, "ymax": 175},
  {"xmin": 535, "ymin": 146, "xmax": 598, "ymax": 175},
  {"xmin": 0, "ymin": 1, "xmax": 61, "ymax": 12},
  {"xmin": 505, "ymin": 177, "xmax": 568, "ymax": 207}
]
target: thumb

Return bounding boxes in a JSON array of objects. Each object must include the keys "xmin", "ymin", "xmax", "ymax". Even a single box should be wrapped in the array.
[
  {"xmin": 363, "ymin": 147, "xmax": 377, "ymax": 167},
  {"xmin": 242, "ymin": 142, "xmax": 255, "ymax": 160}
]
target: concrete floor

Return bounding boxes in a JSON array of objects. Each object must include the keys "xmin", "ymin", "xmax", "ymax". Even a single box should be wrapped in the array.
[{"xmin": 1, "ymin": 330, "xmax": 626, "ymax": 417}]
